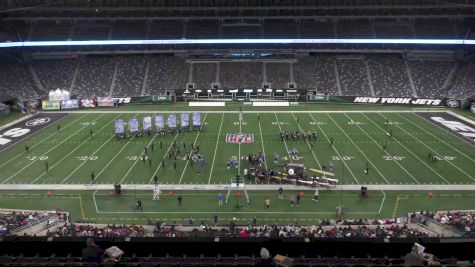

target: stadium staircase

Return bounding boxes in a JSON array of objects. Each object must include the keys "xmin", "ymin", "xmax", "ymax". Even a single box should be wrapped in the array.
[
  {"xmin": 108, "ymin": 61, "xmax": 119, "ymax": 97},
  {"xmin": 27, "ymin": 63, "xmax": 47, "ymax": 96}
]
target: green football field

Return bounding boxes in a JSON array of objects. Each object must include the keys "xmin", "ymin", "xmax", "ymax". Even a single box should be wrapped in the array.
[{"xmin": 0, "ymin": 105, "xmax": 474, "ymax": 224}]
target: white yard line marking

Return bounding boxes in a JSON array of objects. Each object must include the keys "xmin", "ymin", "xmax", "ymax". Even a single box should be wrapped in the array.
[
  {"xmin": 290, "ymin": 113, "xmax": 321, "ymax": 168},
  {"xmin": 178, "ymin": 113, "xmax": 208, "ymax": 184},
  {"xmin": 32, "ymin": 115, "xmax": 120, "ymax": 183},
  {"xmin": 377, "ymin": 113, "xmax": 474, "ymax": 182},
  {"xmin": 257, "ymin": 113, "xmax": 268, "ymax": 170},
  {"xmin": 1, "ymin": 114, "xmax": 107, "ymax": 184},
  {"xmin": 349, "ymin": 113, "xmax": 420, "ymax": 184},
  {"xmin": 0, "ymin": 114, "xmax": 86, "ymax": 169},
  {"xmin": 400, "ymin": 113, "xmax": 475, "ymax": 164},
  {"xmin": 60, "ymin": 133, "xmax": 118, "ymax": 184},
  {"xmin": 327, "ymin": 114, "xmax": 389, "ymax": 184},
  {"xmin": 378, "ymin": 190, "xmax": 386, "ymax": 214},
  {"xmin": 93, "ymin": 189, "xmax": 99, "ymax": 213},
  {"xmin": 361, "ymin": 113, "xmax": 449, "ymax": 184},
  {"xmin": 84, "ymin": 113, "xmax": 141, "ymax": 183},
  {"xmin": 273, "ymin": 113, "xmax": 292, "ymax": 163},
  {"xmin": 308, "ymin": 113, "xmax": 359, "ymax": 184},
  {"xmin": 208, "ymin": 113, "xmax": 224, "ymax": 184},
  {"xmin": 119, "ymin": 123, "xmax": 160, "ymax": 184},
  {"xmin": 148, "ymin": 134, "xmax": 180, "ymax": 184}
]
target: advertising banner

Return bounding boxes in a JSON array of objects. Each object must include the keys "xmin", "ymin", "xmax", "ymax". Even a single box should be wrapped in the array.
[
  {"xmin": 309, "ymin": 95, "xmax": 448, "ymax": 106},
  {"xmin": 41, "ymin": 100, "xmax": 60, "ymax": 110},
  {"xmin": 60, "ymin": 99, "xmax": 79, "ymax": 109},
  {"xmin": 155, "ymin": 115, "xmax": 165, "ymax": 130},
  {"xmin": 192, "ymin": 112, "xmax": 201, "ymax": 127},
  {"xmin": 115, "ymin": 119, "xmax": 125, "ymax": 135},
  {"xmin": 79, "ymin": 98, "xmax": 97, "ymax": 108},
  {"xmin": 98, "ymin": 96, "xmax": 114, "ymax": 107},
  {"xmin": 180, "ymin": 113, "xmax": 189, "ymax": 127},
  {"xmin": 143, "ymin": 116, "xmax": 152, "ymax": 131},
  {"xmin": 168, "ymin": 114, "xmax": 177, "ymax": 128},
  {"xmin": 113, "ymin": 96, "xmax": 172, "ymax": 105},
  {"xmin": 129, "ymin": 118, "xmax": 139, "ymax": 133}
]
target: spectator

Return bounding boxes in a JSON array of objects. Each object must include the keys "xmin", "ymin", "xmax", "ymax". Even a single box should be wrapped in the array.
[{"xmin": 82, "ymin": 238, "xmax": 104, "ymax": 264}]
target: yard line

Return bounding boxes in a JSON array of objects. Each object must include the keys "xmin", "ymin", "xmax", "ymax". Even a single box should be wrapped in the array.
[
  {"xmin": 273, "ymin": 113, "xmax": 292, "ymax": 163},
  {"xmin": 377, "ymin": 113, "xmax": 474, "ymax": 182},
  {"xmin": 32, "ymin": 114, "xmax": 120, "ymax": 183},
  {"xmin": 346, "ymin": 113, "xmax": 420, "ymax": 184},
  {"xmin": 0, "ymin": 114, "xmax": 86, "ymax": 169},
  {"xmin": 1, "ymin": 114, "xmax": 107, "ymax": 184},
  {"xmin": 59, "ymin": 132, "xmax": 118, "ymax": 184},
  {"xmin": 93, "ymin": 190, "xmax": 99, "ymax": 214},
  {"xmin": 257, "ymin": 113, "xmax": 268, "ymax": 170},
  {"xmin": 378, "ymin": 190, "xmax": 386, "ymax": 214},
  {"xmin": 290, "ymin": 113, "xmax": 321, "ymax": 169},
  {"xmin": 208, "ymin": 113, "xmax": 224, "ymax": 184},
  {"xmin": 148, "ymin": 134, "xmax": 180, "ymax": 184},
  {"xmin": 308, "ymin": 113, "xmax": 359, "ymax": 184},
  {"xmin": 397, "ymin": 113, "xmax": 475, "ymax": 165},
  {"xmin": 178, "ymin": 113, "xmax": 208, "ymax": 184},
  {"xmin": 238, "ymin": 112, "xmax": 242, "ymax": 176},
  {"xmin": 119, "ymin": 126, "xmax": 160, "ymax": 184},
  {"xmin": 327, "ymin": 114, "xmax": 389, "ymax": 184},
  {"xmin": 364, "ymin": 113, "xmax": 449, "ymax": 183},
  {"xmin": 84, "ymin": 113, "xmax": 141, "ymax": 182}
]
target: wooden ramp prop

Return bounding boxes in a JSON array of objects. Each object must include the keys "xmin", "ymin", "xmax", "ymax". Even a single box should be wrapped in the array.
[{"xmin": 309, "ymin": 168, "xmax": 335, "ymax": 177}]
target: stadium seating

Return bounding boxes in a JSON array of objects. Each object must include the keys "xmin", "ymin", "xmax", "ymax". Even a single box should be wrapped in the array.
[
  {"xmin": 407, "ymin": 60, "xmax": 453, "ymax": 98},
  {"xmin": 220, "ymin": 62, "xmax": 263, "ymax": 89},
  {"xmin": 192, "ymin": 63, "xmax": 217, "ymax": 90},
  {"xmin": 0, "ymin": 55, "xmax": 474, "ymax": 99},
  {"xmin": 336, "ymin": 58, "xmax": 371, "ymax": 96},
  {"xmin": 0, "ymin": 57, "xmax": 41, "ymax": 100},
  {"xmin": 448, "ymin": 60, "xmax": 475, "ymax": 99},
  {"xmin": 73, "ymin": 57, "xmax": 115, "ymax": 98},
  {"xmin": 367, "ymin": 55, "xmax": 413, "ymax": 97}
]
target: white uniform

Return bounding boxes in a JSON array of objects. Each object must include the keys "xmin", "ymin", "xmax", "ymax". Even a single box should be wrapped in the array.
[{"xmin": 153, "ymin": 184, "xmax": 161, "ymax": 200}]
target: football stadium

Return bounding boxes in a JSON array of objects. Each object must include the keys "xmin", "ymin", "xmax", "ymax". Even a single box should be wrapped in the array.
[{"xmin": 0, "ymin": 0, "xmax": 475, "ymax": 266}]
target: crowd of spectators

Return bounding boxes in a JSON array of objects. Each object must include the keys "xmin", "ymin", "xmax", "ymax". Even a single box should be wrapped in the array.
[
  {"xmin": 418, "ymin": 210, "xmax": 475, "ymax": 234},
  {"xmin": 0, "ymin": 211, "xmax": 49, "ymax": 235},
  {"xmin": 152, "ymin": 218, "xmax": 429, "ymax": 239},
  {"xmin": 47, "ymin": 223, "xmax": 147, "ymax": 238}
]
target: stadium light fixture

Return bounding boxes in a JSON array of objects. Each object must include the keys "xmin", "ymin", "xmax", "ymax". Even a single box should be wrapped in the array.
[{"xmin": 0, "ymin": 38, "xmax": 474, "ymax": 48}]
